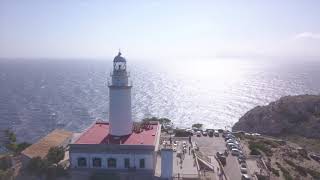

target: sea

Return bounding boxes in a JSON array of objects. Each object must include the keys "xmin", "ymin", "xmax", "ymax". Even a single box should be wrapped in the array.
[{"xmin": 0, "ymin": 58, "xmax": 320, "ymax": 143}]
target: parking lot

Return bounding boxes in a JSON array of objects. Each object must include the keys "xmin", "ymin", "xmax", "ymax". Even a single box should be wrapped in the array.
[{"xmin": 192, "ymin": 132, "xmax": 244, "ymax": 180}]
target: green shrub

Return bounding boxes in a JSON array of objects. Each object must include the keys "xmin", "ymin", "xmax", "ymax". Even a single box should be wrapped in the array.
[
  {"xmin": 248, "ymin": 141, "xmax": 273, "ymax": 156},
  {"xmin": 174, "ymin": 129, "xmax": 191, "ymax": 137},
  {"xmin": 26, "ymin": 157, "xmax": 49, "ymax": 176},
  {"xmin": 142, "ymin": 117, "xmax": 171, "ymax": 125},
  {"xmin": 192, "ymin": 123, "xmax": 203, "ymax": 129},
  {"xmin": 0, "ymin": 156, "xmax": 11, "ymax": 171},
  {"xmin": 46, "ymin": 146, "xmax": 65, "ymax": 164},
  {"xmin": 261, "ymin": 139, "xmax": 280, "ymax": 148},
  {"xmin": 5, "ymin": 130, "xmax": 16, "ymax": 143},
  {"xmin": 16, "ymin": 142, "xmax": 31, "ymax": 152},
  {"xmin": 250, "ymin": 148, "xmax": 261, "ymax": 155},
  {"xmin": 284, "ymin": 159, "xmax": 307, "ymax": 177}
]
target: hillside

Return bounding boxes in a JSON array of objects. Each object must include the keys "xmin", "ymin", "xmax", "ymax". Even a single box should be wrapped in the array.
[{"xmin": 233, "ymin": 95, "xmax": 320, "ymax": 138}]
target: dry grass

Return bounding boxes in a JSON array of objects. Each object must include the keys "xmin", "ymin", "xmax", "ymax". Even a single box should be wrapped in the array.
[{"xmin": 283, "ymin": 135, "xmax": 320, "ymax": 152}]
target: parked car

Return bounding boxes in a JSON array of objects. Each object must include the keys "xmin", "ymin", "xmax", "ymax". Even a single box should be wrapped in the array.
[
  {"xmin": 310, "ymin": 154, "xmax": 320, "ymax": 162},
  {"xmin": 226, "ymin": 139, "xmax": 237, "ymax": 144},
  {"xmin": 240, "ymin": 163, "xmax": 247, "ymax": 168},
  {"xmin": 208, "ymin": 130, "xmax": 214, "ymax": 137},
  {"xmin": 238, "ymin": 157, "xmax": 246, "ymax": 164},
  {"xmin": 196, "ymin": 131, "xmax": 201, "ymax": 137},
  {"xmin": 173, "ymin": 146, "xmax": 177, "ymax": 152},
  {"xmin": 229, "ymin": 145, "xmax": 239, "ymax": 150},
  {"xmin": 202, "ymin": 131, "xmax": 208, "ymax": 136},
  {"xmin": 231, "ymin": 148, "xmax": 240, "ymax": 156},
  {"xmin": 241, "ymin": 174, "xmax": 251, "ymax": 180},
  {"xmin": 214, "ymin": 130, "xmax": 219, "ymax": 137},
  {"xmin": 226, "ymin": 142, "xmax": 235, "ymax": 148},
  {"xmin": 240, "ymin": 167, "xmax": 248, "ymax": 174},
  {"xmin": 217, "ymin": 152, "xmax": 227, "ymax": 166},
  {"xmin": 238, "ymin": 155, "xmax": 246, "ymax": 163},
  {"xmin": 182, "ymin": 141, "xmax": 187, "ymax": 147}
]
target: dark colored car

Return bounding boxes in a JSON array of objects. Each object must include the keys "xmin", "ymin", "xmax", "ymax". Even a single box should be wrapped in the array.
[
  {"xmin": 218, "ymin": 129, "xmax": 224, "ymax": 133},
  {"xmin": 208, "ymin": 130, "xmax": 214, "ymax": 137},
  {"xmin": 310, "ymin": 154, "xmax": 320, "ymax": 162},
  {"xmin": 216, "ymin": 152, "xmax": 226, "ymax": 166}
]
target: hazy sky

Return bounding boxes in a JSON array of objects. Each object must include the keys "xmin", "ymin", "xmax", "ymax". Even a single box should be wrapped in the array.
[{"xmin": 1, "ymin": 0, "xmax": 320, "ymax": 60}]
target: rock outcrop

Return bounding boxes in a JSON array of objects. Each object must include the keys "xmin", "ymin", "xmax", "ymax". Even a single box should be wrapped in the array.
[{"xmin": 232, "ymin": 95, "xmax": 320, "ymax": 138}]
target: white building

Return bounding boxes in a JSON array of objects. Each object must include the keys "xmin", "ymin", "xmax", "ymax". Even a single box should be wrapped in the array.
[{"xmin": 69, "ymin": 52, "xmax": 161, "ymax": 175}]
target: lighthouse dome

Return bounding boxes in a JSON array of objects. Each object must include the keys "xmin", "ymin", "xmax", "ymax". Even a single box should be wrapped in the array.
[{"xmin": 113, "ymin": 52, "xmax": 126, "ymax": 62}]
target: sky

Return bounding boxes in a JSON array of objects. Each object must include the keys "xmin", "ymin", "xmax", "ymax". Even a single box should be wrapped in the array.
[{"xmin": 1, "ymin": 0, "xmax": 320, "ymax": 60}]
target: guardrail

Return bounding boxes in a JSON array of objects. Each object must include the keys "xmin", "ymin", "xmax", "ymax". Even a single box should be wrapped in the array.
[
  {"xmin": 214, "ymin": 155, "xmax": 229, "ymax": 180},
  {"xmin": 172, "ymin": 173, "xmax": 200, "ymax": 179}
]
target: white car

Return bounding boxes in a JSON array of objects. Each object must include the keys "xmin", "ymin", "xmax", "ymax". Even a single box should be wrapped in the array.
[
  {"xmin": 240, "ymin": 167, "xmax": 248, "ymax": 174},
  {"xmin": 231, "ymin": 148, "xmax": 240, "ymax": 156},
  {"xmin": 182, "ymin": 141, "xmax": 187, "ymax": 145},
  {"xmin": 172, "ymin": 146, "xmax": 177, "ymax": 152},
  {"xmin": 226, "ymin": 142, "xmax": 236, "ymax": 148},
  {"xmin": 241, "ymin": 174, "xmax": 251, "ymax": 180}
]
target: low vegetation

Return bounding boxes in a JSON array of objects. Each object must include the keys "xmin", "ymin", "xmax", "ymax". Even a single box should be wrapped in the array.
[
  {"xmin": 0, "ymin": 155, "xmax": 13, "ymax": 180},
  {"xmin": 248, "ymin": 141, "xmax": 273, "ymax": 156},
  {"xmin": 47, "ymin": 147, "xmax": 65, "ymax": 164},
  {"xmin": 276, "ymin": 162, "xmax": 293, "ymax": 180},
  {"xmin": 192, "ymin": 123, "xmax": 203, "ymax": 129},
  {"xmin": 142, "ymin": 117, "xmax": 171, "ymax": 126},
  {"xmin": 284, "ymin": 159, "xmax": 320, "ymax": 179},
  {"xmin": 26, "ymin": 146, "xmax": 68, "ymax": 179},
  {"xmin": 4, "ymin": 130, "xmax": 31, "ymax": 155},
  {"xmin": 0, "ymin": 156, "xmax": 11, "ymax": 171},
  {"xmin": 0, "ymin": 169, "xmax": 14, "ymax": 180},
  {"xmin": 270, "ymin": 167, "xmax": 280, "ymax": 177},
  {"xmin": 173, "ymin": 129, "xmax": 191, "ymax": 137}
]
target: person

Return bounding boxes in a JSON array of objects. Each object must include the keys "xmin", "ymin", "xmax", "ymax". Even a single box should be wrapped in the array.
[{"xmin": 189, "ymin": 146, "xmax": 191, "ymax": 155}]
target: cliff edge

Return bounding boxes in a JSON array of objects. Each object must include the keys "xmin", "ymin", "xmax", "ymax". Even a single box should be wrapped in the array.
[{"xmin": 232, "ymin": 95, "xmax": 320, "ymax": 138}]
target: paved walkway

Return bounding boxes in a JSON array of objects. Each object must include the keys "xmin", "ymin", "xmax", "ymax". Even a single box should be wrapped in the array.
[{"xmin": 172, "ymin": 141, "xmax": 198, "ymax": 179}]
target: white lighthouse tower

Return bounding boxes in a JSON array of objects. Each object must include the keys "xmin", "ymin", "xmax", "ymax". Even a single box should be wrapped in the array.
[{"xmin": 109, "ymin": 51, "xmax": 133, "ymax": 136}]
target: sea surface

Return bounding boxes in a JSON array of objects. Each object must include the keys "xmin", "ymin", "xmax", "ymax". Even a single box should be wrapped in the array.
[{"xmin": 0, "ymin": 58, "xmax": 320, "ymax": 142}]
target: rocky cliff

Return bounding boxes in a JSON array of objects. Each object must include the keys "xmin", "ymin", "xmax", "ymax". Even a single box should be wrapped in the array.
[{"xmin": 232, "ymin": 95, "xmax": 320, "ymax": 138}]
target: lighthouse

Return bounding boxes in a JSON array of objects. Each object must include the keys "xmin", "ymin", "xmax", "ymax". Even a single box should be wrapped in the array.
[
  {"xmin": 108, "ymin": 51, "xmax": 133, "ymax": 136},
  {"xmin": 69, "ymin": 52, "xmax": 161, "ymax": 175}
]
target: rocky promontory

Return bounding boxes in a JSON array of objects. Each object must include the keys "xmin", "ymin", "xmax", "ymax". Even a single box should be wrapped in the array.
[{"xmin": 233, "ymin": 95, "xmax": 320, "ymax": 138}]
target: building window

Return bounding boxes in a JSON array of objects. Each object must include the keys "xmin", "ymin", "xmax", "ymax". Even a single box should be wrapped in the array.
[
  {"xmin": 139, "ymin": 159, "xmax": 145, "ymax": 168},
  {"xmin": 92, "ymin": 158, "xmax": 102, "ymax": 167},
  {"xmin": 108, "ymin": 158, "xmax": 117, "ymax": 168},
  {"xmin": 77, "ymin": 157, "xmax": 87, "ymax": 167},
  {"xmin": 124, "ymin": 158, "xmax": 130, "ymax": 168}
]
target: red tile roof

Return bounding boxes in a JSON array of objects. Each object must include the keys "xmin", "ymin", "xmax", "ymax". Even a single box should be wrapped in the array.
[{"xmin": 75, "ymin": 121, "xmax": 159, "ymax": 146}]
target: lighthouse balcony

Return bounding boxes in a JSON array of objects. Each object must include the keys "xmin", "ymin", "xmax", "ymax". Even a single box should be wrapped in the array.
[
  {"xmin": 107, "ymin": 80, "xmax": 132, "ymax": 87},
  {"xmin": 110, "ymin": 70, "xmax": 130, "ymax": 77}
]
